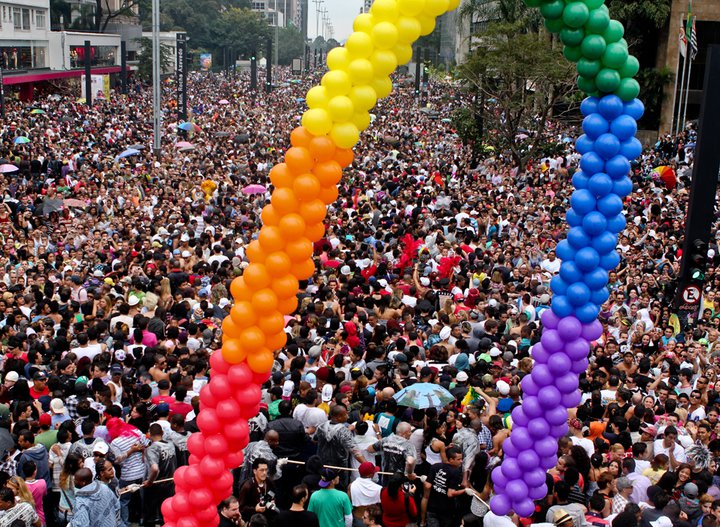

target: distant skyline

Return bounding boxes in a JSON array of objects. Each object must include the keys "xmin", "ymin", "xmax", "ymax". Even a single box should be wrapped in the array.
[{"xmin": 308, "ymin": 0, "xmax": 364, "ymax": 42}]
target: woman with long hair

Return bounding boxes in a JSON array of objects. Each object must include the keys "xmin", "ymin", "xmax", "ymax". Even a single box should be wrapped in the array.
[
  {"xmin": 7, "ymin": 475, "xmax": 37, "ymax": 507},
  {"xmin": 380, "ymin": 473, "xmax": 418, "ymax": 527},
  {"xmin": 59, "ymin": 453, "xmax": 83, "ymax": 520}
]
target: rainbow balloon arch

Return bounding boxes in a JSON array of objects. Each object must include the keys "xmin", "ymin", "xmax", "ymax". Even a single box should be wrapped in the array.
[{"xmin": 159, "ymin": 0, "xmax": 645, "ymax": 524}]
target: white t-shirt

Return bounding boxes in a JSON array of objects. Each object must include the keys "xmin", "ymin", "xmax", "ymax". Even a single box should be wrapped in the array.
[
  {"xmin": 570, "ymin": 436, "xmax": 595, "ymax": 457},
  {"xmin": 653, "ymin": 439, "xmax": 687, "ymax": 466},
  {"xmin": 484, "ymin": 512, "xmax": 516, "ymax": 527}
]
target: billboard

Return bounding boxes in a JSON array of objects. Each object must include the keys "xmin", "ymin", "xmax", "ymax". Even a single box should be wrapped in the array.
[
  {"xmin": 200, "ymin": 53, "xmax": 212, "ymax": 72},
  {"xmin": 81, "ymin": 74, "xmax": 110, "ymax": 100}
]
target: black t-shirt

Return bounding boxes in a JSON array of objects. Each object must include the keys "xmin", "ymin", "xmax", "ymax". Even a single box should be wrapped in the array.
[
  {"xmin": 276, "ymin": 510, "xmax": 320, "ymax": 527},
  {"xmin": 427, "ymin": 462, "xmax": 462, "ymax": 513}
]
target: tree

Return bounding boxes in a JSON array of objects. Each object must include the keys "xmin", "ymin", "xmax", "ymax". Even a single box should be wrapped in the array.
[
  {"xmin": 94, "ymin": 0, "xmax": 142, "ymax": 32},
  {"xmin": 135, "ymin": 37, "xmax": 174, "ymax": 81},
  {"xmin": 277, "ymin": 26, "xmax": 305, "ymax": 65},
  {"xmin": 213, "ymin": 8, "xmax": 271, "ymax": 59}
]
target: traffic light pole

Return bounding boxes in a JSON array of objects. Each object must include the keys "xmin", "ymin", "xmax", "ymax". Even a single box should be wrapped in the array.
[{"xmin": 673, "ymin": 45, "xmax": 720, "ymax": 325}]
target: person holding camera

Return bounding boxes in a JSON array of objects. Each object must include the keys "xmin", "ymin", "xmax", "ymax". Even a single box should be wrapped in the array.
[
  {"xmin": 237, "ymin": 458, "xmax": 277, "ymax": 523},
  {"xmin": 381, "ymin": 473, "xmax": 418, "ymax": 527}
]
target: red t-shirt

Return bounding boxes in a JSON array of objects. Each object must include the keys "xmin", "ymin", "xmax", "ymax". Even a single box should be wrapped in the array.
[
  {"xmin": 169, "ymin": 401, "xmax": 193, "ymax": 419},
  {"xmin": 151, "ymin": 394, "xmax": 174, "ymax": 406},
  {"xmin": 30, "ymin": 386, "xmax": 50, "ymax": 399}
]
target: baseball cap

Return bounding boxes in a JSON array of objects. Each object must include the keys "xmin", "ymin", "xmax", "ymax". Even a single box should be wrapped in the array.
[
  {"xmin": 33, "ymin": 371, "xmax": 48, "ymax": 381},
  {"xmin": 358, "ymin": 462, "xmax": 380, "ymax": 478},
  {"xmin": 50, "ymin": 398, "xmax": 67, "ymax": 414},
  {"xmin": 305, "ymin": 372, "xmax": 317, "ymax": 388},
  {"xmin": 111, "ymin": 365, "xmax": 123, "ymax": 375},
  {"xmin": 616, "ymin": 477, "xmax": 633, "ymax": 491},
  {"xmin": 319, "ymin": 468, "xmax": 338, "ymax": 487},
  {"xmin": 456, "ymin": 371, "xmax": 469, "ymax": 382},
  {"xmin": 4, "ymin": 372, "xmax": 18, "ymax": 383},
  {"xmin": 640, "ymin": 423, "xmax": 657, "ymax": 437},
  {"xmin": 496, "ymin": 380, "xmax": 510, "ymax": 396},
  {"xmin": 128, "ymin": 296, "xmax": 140, "ymax": 307},
  {"xmin": 282, "ymin": 380, "xmax": 294, "ymax": 400},
  {"xmin": 93, "ymin": 442, "xmax": 110, "ymax": 455},
  {"xmin": 650, "ymin": 518, "xmax": 673, "ymax": 527},
  {"xmin": 218, "ymin": 298, "xmax": 230, "ymax": 309},
  {"xmin": 322, "ymin": 384, "xmax": 333, "ymax": 403},
  {"xmin": 39, "ymin": 413, "xmax": 52, "ymax": 427},
  {"xmin": 489, "ymin": 347, "xmax": 502, "ymax": 357},
  {"xmin": 684, "ymin": 482, "xmax": 699, "ymax": 498}
]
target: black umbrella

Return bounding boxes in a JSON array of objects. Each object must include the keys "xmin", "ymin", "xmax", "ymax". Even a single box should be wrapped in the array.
[
  {"xmin": 214, "ymin": 132, "xmax": 231, "ymax": 138},
  {"xmin": 234, "ymin": 134, "xmax": 250, "ymax": 144}
]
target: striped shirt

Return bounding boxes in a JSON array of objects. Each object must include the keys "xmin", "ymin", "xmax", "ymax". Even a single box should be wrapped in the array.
[{"xmin": 110, "ymin": 432, "xmax": 149, "ymax": 481}]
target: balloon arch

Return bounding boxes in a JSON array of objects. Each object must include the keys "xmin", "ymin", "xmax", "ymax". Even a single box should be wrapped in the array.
[{"xmin": 160, "ymin": 0, "xmax": 645, "ymax": 524}]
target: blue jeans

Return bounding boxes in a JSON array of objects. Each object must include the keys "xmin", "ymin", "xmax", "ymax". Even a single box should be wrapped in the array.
[{"xmin": 119, "ymin": 478, "xmax": 143, "ymax": 527}]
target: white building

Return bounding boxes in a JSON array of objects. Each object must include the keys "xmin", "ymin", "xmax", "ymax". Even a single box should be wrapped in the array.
[{"xmin": 0, "ymin": 0, "xmax": 51, "ymax": 69}]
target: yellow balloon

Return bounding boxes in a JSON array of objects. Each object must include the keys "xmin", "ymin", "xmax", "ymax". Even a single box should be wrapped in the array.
[
  {"xmin": 397, "ymin": 16, "xmax": 422, "ymax": 43},
  {"xmin": 321, "ymin": 70, "xmax": 352, "ymax": 95},
  {"xmin": 302, "ymin": 108, "xmax": 333, "ymax": 136},
  {"xmin": 349, "ymin": 85, "xmax": 378, "ymax": 112},
  {"xmin": 371, "ymin": 77, "xmax": 393, "ymax": 99},
  {"xmin": 327, "ymin": 47, "xmax": 351, "ymax": 71},
  {"xmin": 418, "ymin": 14, "xmax": 436, "ymax": 36},
  {"xmin": 352, "ymin": 112, "xmax": 372, "ymax": 131},
  {"xmin": 398, "ymin": 0, "xmax": 426, "ymax": 17},
  {"xmin": 346, "ymin": 31, "xmax": 374, "ymax": 59},
  {"xmin": 370, "ymin": 49, "xmax": 398, "ymax": 77},
  {"xmin": 306, "ymin": 86, "xmax": 330, "ymax": 109},
  {"xmin": 330, "ymin": 122, "xmax": 360, "ymax": 149},
  {"xmin": 447, "ymin": 0, "xmax": 460, "ymax": 9},
  {"xmin": 328, "ymin": 95, "xmax": 355, "ymax": 122},
  {"xmin": 372, "ymin": 21, "xmax": 399, "ymax": 50},
  {"xmin": 393, "ymin": 43, "xmax": 413, "ymax": 65},
  {"xmin": 348, "ymin": 58, "xmax": 375, "ymax": 84},
  {"xmin": 371, "ymin": 0, "xmax": 400, "ymax": 21},
  {"xmin": 353, "ymin": 13, "xmax": 375, "ymax": 33},
  {"xmin": 425, "ymin": 0, "xmax": 449, "ymax": 16}
]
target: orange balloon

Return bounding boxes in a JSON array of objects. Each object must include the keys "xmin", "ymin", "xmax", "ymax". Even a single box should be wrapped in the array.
[
  {"xmin": 261, "ymin": 205, "xmax": 282, "ymax": 227},
  {"xmin": 271, "ymin": 187, "xmax": 300, "ymax": 215},
  {"xmin": 293, "ymin": 174, "xmax": 321, "ymax": 202},
  {"xmin": 335, "ymin": 148, "xmax": 354, "ymax": 168},
  {"xmin": 277, "ymin": 296, "xmax": 298, "ymax": 315},
  {"xmin": 222, "ymin": 338, "xmax": 247, "ymax": 364},
  {"xmin": 305, "ymin": 222, "xmax": 327, "ymax": 242},
  {"xmin": 299, "ymin": 199, "xmax": 328, "ymax": 225},
  {"xmin": 252, "ymin": 288, "xmax": 279, "ymax": 315},
  {"xmin": 285, "ymin": 147, "xmax": 314, "ymax": 175},
  {"xmin": 242, "ymin": 263, "xmax": 271, "ymax": 290},
  {"xmin": 290, "ymin": 126, "xmax": 314, "ymax": 148},
  {"xmin": 266, "ymin": 331, "xmax": 289, "ymax": 351},
  {"xmin": 246, "ymin": 240, "xmax": 266, "ymax": 264},
  {"xmin": 314, "ymin": 161, "xmax": 343, "ymax": 187},
  {"xmin": 285, "ymin": 237, "xmax": 314, "ymax": 262},
  {"xmin": 240, "ymin": 326, "xmax": 266, "ymax": 351},
  {"xmin": 230, "ymin": 277, "xmax": 253, "ymax": 302},
  {"xmin": 269, "ymin": 163, "xmax": 295, "ymax": 189},
  {"xmin": 221, "ymin": 316, "xmax": 242, "ymax": 339},
  {"xmin": 265, "ymin": 252, "xmax": 293, "ymax": 277},
  {"xmin": 319, "ymin": 185, "xmax": 339, "ymax": 204},
  {"xmin": 272, "ymin": 274, "xmax": 300, "ymax": 300},
  {"xmin": 279, "ymin": 213, "xmax": 307, "ymax": 240},
  {"xmin": 230, "ymin": 301, "xmax": 257, "ymax": 328},
  {"xmin": 291, "ymin": 258, "xmax": 317, "ymax": 280},
  {"xmin": 309, "ymin": 136, "xmax": 337, "ymax": 162},
  {"xmin": 258, "ymin": 226, "xmax": 287, "ymax": 253},
  {"xmin": 247, "ymin": 349, "xmax": 275, "ymax": 374},
  {"xmin": 258, "ymin": 312, "xmax": 286, "ymax": 335}
]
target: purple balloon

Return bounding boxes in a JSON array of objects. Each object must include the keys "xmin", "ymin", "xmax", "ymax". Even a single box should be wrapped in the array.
[
  {"xmin": 536, "ymin": 438, "xmax": 557, "ymax": 457},
  {"xmin": 541, "ymin": 309, "xmax": 560, "ymax": 329},
  {"xmin": 511, "ymin": 407, "xmax": 529, "ymax": 427},
  {"xmin": 532, "ymin": 364, "xmax": 555, "ymax": 387},
  {"xmin": 528, "ymin": 483, "xmax": 550, "ymax": 501},
  {"xmin": 521, "ymin": 375, "xmax": 539, "ymax": 396},
  {"xmin": 506, "ymin": 480, "xmax": 528, "ymax": 500},
  {"xmin": 531, "ymin": 343, "xmax": 551, "ymax": 364},
  {"xmin": 565, "ymin": 339, "xmax": 590, "ymax": 361},
  {"xmin": 551, "ymin": 422, "xmax": 569, "ymax": 437},
  {"xmin": 562, "ymin": 390, "xmax": 583, "ymax": 408},
  {"xmin": 503, "ymin": 437, "xmax": 519, "ymax": 458},
  {"xmin": 514, "ymin": 499, "xmax": 535, "ymax": 518},
  {"xmin": 582, "ymin": 320, "xmax": 603, "ymax": 341},
  {"xmin": 547, "ymin": 406, "xmax": 569, "ymax": 426},
  {"xmin": 557, "ymin": 317, "xmax": 583, "ymax": 342},
  {"xmin": 570, "ymin": 358, "xmax": 590, "ymax": 374},
  {"xmin": 512, "ymin": 428, "xmax": 534, "ymax": 450},
  {"xmin": 548, "ymin": 353, "xmax": 571, "ymax": 375},
  {"xmin": 523, "ymin": 396, "xmax": 544, "ymax": 418},
  {"xmin": 524, "ymin": 469, "xmax": 547, "ymax": 488},
  {"xmin": 541, "ymin": 455, "xmax": 558, "ymax": 470},
  {"xmin": 518, "ymin": 450, "xmax": 540, "ymax": 470},
  {"xmin": 541, "ymin": 330, "xmax": 564, "ymax": 353},
  {"xmin": 538, "ymin": 386, "xmax": 562, "ymax": 409},
  {"xmin": 492, "ymin": 468, "xmax": 509, "ymax": 489},
  {"xmin": 491, "ymin": 494, "xmax": 512, "ymax": 516},
  {"xmin": 528, "ymin": 418, "xmax": 551, "ymax": 439},
  {"xmin": 556, "ymin": 373, "xmax": 580, "ymax": 394},
  {"xmin": 503, "ymin": 459, "xmax": 523, "ymax": 480}
]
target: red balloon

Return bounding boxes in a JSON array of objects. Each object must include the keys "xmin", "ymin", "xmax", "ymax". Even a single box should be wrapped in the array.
[
  {"xmin": 224, "ymin": 419, "xmax": 250, "ymax": 444},
  {"xmin": 189, "ymin": 488, "xmax": 214, "ymax": 509},
  {"xmin": 199, "ymin": 384, "xmax": 219, "ymax": 409},
  {"xmin": 171, "ymin": 493, "xmax": 193, "ymax": 515},
  {"xmin": 186, "ymin": 433, "xmax": 206, "ymax": 458},
  {"xmin": 209, "ymin": 470, "xmax": 234, "ymax": 492},
  {"xmin": 196, "ymin": 409, "xmax": 222, "ymax": 435},
  {"xmin": 227, "ymin": 363, "xmax": 253, "ymax": 387},
  {"xmin": 196, "ymin": 505, "xmax": 220, "ymax": 524},
  {"xmin": 234, "ymin": 384, "xmax": 262, "ymax": 406},
  {"xmin": 216, "ymin": 398, "xmax": 241, "ymax": 421},
  {"xmin": 177, "ymin": 517, "xmax": 200, "ymax": 527},
  {"xmin": 209, "ymin": 351, "xmax": 231, "ymax": 374},
  {"xmin": 205, "ymin": 434, "xmax": 229, "ymax": 457},
  {"xmin": 239, "ymin": 402, "xmax": 261, "ymax": 420},
  {"xmin": 162, "ymin": 497, "xmax": 177, "ymax": 520},
  {"xmin": 185, "ymin": 465, "xmax": 204, "ymax": 488},
  {"xmin": 199, "ymin": 455, "xmax": 225, "ymax": 478},
  {"xmin": 188, "ymin": 454, "xmax": 201, "ymax": 466},
  {"xmin": 208, "ymin": 374, "xmax": 233, "ymax": 401},
  {"xmin": 252, "ymin": 371, "xmax": 271, "ymax": 385},
  {"xmin": 224, "ymin": 451, "xmax": 244, "ymax": 469}
]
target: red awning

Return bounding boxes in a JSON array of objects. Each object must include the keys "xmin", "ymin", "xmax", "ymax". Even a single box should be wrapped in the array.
[{"xmin": 3, "ymin": 66, "xmax": 125, "ymax": 85}]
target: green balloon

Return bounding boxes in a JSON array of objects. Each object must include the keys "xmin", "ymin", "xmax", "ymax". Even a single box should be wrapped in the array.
[
  {"xmin": 583, "ymin": 0, "xmax": 604, "ymax": 9},
  {"xmin": 580, "ymin": 34, "xmax": 607, "ymax": 60},
  {"xmin": 602, "ymin": 42, "xmax": 629, "ymax": 69},
  {"xmin": 585, "ymin": 8, "xmax": 610, "ymax": 34},
  {"xmin": 603, "ymin": 20, "xmax": 624, "ymax": 43},
  {"xmin": 524, "ymin": 0, "xmax": 543, "ymax": 6},
  {"xmin": 564, "ymin": 45, "xmax": 583, "ymax": 62},
  {"xmin": 560, "ymin": 27, "xmax": 585, "ymax": 47},
  {"xmin": 577, "ymin": 75, "xmax": 597, "ymax": 94},
  {"xmin": 562, "ymin": 2, "xmax": 590, "ymax": 28},
  {"xmin": 545, "ymin": 17, "xmax": 565, "ymax": 34},
  {"xmin": 617, "ymin": 38, "xmax": 629, "ymax": 50},
  {"xmin": 540, "ymin": 0, "xmax": 565, "ymax": 20},
  {"xmin": 596, "ymin": 68, "xmax": 621, "ymax": 93},
  {"xmin": 577, "ymin": 57, "xmax": 602, "ymax": 78},
  {"xmin": 616, "ymin": 78, "xmax": 641, "ymax": 101},
  {"xmin": 619, "ymin": 55, "xmax": 640, "ymax": 78}
]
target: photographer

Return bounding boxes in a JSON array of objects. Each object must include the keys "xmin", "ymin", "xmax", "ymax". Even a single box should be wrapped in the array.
[
  {"xmin": 381, "ymin": 473, "xmax": 418, "ymax": 527},
  {"xmin": 237, "ymin": 458, "xmax": 277, "ymax": 523}
]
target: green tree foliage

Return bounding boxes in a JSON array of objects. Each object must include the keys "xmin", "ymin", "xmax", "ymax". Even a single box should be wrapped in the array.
[
  {"xmin": 277, "ymin": 26, "xmax": 305, "ymax": 65},
  {"xmin": 135, "ymin": 37, "xmax": 174, "ymax": 82},
  {"xmin": 214, "ymin": 8, "xmax": 272, "ymax": 59}
]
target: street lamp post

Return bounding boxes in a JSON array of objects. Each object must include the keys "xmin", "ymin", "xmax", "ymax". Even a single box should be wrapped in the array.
[{"xmin": 152, "ymin": 0, "xmax": 161, "ymax": 158}]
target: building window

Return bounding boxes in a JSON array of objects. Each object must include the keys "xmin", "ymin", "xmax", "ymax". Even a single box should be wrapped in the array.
[
  {"xmin": 13, "ymin": 7, "xmax": 31, "ymax": 30},
  {"xmin": 36, "ymin": 10, "xmax": 46, "ymax": 29}
]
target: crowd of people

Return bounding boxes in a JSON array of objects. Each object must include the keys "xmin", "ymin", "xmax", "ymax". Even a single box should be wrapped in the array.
[{"xmin": 0, "ymin": 60, "xmax": 713, "ymax": 527}]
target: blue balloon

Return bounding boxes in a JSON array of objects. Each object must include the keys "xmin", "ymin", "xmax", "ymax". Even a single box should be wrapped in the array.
[
  {"xmin": 560, "ymin": 260, "xmax": 584, "ymax": 283},
  {"xmin": 582, "ymin": 211, "xmax": 608, "ymax": 236},
  {"xmin": 610, "ymin": 114, "xmax": 637, "ymax": 141},
  {"xmin": 591, "ymin": 231, "xmax": 617, "ymax": 254},
  {"xmin": 566, "ymin": 208, "xmax": 583, "ymax": 227},
  {"xmin": 594, "ymin": 133, "xmax": 621, "ymax": 159},
  {"xmin": 584, "ymin": 268, "xmax": 609, "ymax": 290},
  {"xmin": 556, "ymin": 239, "xmax": 577, "ymax": 261},
  {"xmin": 580, "ymin": 151, "xmax": 605, "ymax": 175},
  {"xmin": 567, "ymin": 226, "xmax": 591, "ymax": 249},
  {"xmin": 600, "ymin": 250, "xmax": 621, "ymax": 270},
  {"xmin": 570, "ymin": 189, "xmax": 596, "ymax": 214},
  {"xmin": 620, "ymin": 137, "xmax": 643, "ymax": 160},
  {"xmin": 576, "ymin": 303, "xmax": 600, "ymax": 323},
  {"xmin": 567, "ymin": 282, "xmax": 591, "ymax": 306},
  {"xmin": 580, "ymin": 96, "xmax": 599, "ymax": 116},
  {"xmin": 623, "ymin": 98, "xmax": 645, "ymax": 120},
  {"xmin": 576, "ymin": 247, "xmax": 601, "ymax": 272},
  {"xmin": 588, "ymin": 172, "xmax": 613, "ymax": 197},
  {"xmin": 552, "ymin": 296, "xmax": 574, "ymax": 318},
  {"xmin": 605, "ymin": 154, "xmax": 631, "ymax": 178},
  {"xmin": 575, "ymin": 134, "xmax": 595, "ymax": 154},
  {"xmin": 550, "ymin": 275, "xmax": 568, "ymax": 295},
  {"xmin": 582, "ymin": 113, "xmax": 609, "ymax": 139},
  {"xmin": 598, "ymin": 194, "xmax": 623, "ymax": 217},
  {"xmin": 612, "ymin": 176, "xmax": 633, "ymax": 197},
  {"xmin": 597, "ymin": 94, "xmax": 624, "ymax": 120},
  {"xmin": 591, "ymin": 287, "xmax": 610, "ymax": 305},
  {"xmin": 572, "ymin": 171, "xmax": 589, "ymax": 189},
  {"xmin": 606, "ymin": 213, "xmax": 627, "ymax": 234}
]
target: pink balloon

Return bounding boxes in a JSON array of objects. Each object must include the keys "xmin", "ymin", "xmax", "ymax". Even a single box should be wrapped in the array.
[
  {"xmin": 171, "ymin": 493, "xmax": 192, "ymax": 515},
  {"xmin": 252, "ymin": 370, "xmax": 271, "ymax": 385},
  {"xmin": 185, "ymin": 465, "xmax": 205, "ymax": 488},
  {"xmin": 188, "ymin": 454, "xmax": 201, "ymax": 466},
  {"xmin": 190, "ymin": 488, "xmax": 214, "ymax": 509},
  {"xmin": 196, "ymin": 505, "xmax": 219, "ymax": 524},
  {"xmin": 224, "ymin": 420, "xmax": 250, "ymax": 444},
  {"xmin": 177, "ymin": 517, "xmax": 200, "ymax": 527},
  {"xmin": 233, "ymin": 384, "xmax": 262, "ymax": 406},
  {"xmin": 199, "ymin": 384, "xmax": 220, "ymax": 409},
  {"xmin": 216, "ymin": 398, "xmax": 241, "ymax": 421},
  {"xmin": 162, "ymin": 497, "xmax": 177, "ymax": 520},
  {"xmin": 239, "ymin": 402, "xmax": 261, "ymax": 420},
  {"xmin": 187, "ymin": 432, "xmax": 207, "ymax": 457},
  {"xmin": 209, "ymin": 374, "xmax": 233, "ymax": 400},
  {"xmin": 224, "ymin": 451, "xmax": 244, "ymax": 468},
  {"xmin": 205, "ymin": 434, "xmax": 229, "ymax": 457},
  {"xmin": 210, "ymin": 351, "xmax": 231, "ymax": 374},
  {"xmin": 228, "ymin": 363, "xmax": 253, "ymax": 387},
  {"xmin": 197, "ymin": 409, "xmax": 222, "ymax": 435},
  {"xmin": 199, "ymin": 455, "xmax": 225, "ymax": 478}
]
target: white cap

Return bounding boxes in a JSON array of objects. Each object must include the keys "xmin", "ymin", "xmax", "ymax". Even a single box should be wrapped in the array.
[
  {"xmin": 650, "ymin": 518, "xmax": 673, "ymax": 527},
  {"xmin": 439, "ymin": 326, "xmax": 452, "ymax": 341},
  {"xmin": 218, "ymin": 298, "xmax": 231, "ymax": 309},
  {"xmin": 181, "ymin": 250, "xmax": 191, "ymax": 258},
  {"xmin": 496, "ymin": 380, "xmax": 510, "ymax": 396},
  {"xmin": 128, "ymin": 296, "xmax": 140, "ymax": 307},
  {"xmin": 489, "ymin": 347, "xmax": 502, "ymax": 357},
  {"xmin": 93, "ymin": 442, "xmax": 109, "ymax": 455},
  {"xmin": 456, "ymin": 371, "xmax": 469, "ymax": 382},
  {"xmin": 322, "ymin": 384, "xmax": 334, "ymax": 402},
  {"xmin": 282, "ymin": 380, "xmax": 294, "ymax": 399},
  {"xmin": 50, "ymin": 398, "xmax": 67, "ymax": 414}
]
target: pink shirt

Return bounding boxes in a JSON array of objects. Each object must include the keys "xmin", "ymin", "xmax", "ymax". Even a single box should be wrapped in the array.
[{"xmin": 26, "ymin": 478, "xmax": 47, "ymax": 525}]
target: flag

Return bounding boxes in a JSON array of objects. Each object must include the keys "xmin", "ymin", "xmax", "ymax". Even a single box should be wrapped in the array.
[
  {"xmin": 679, "ymin": 23, "xmax": 687, "ymax": 58},
  {"xmin": 691, "ymin": 18, "xmax": 698, "ymax": 60}
]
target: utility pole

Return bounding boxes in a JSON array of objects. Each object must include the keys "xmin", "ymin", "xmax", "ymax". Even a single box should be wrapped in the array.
[
  {"xmin": 312, "ymin": 0, "xmax": 322, "ymax": 38},
  {"xmin": 84, "ymin": 40, "xmax": 92, "ymax": 106},
  {"xmin": 152, "ymin": 0, "xmax": 161, "ymax": 158}
]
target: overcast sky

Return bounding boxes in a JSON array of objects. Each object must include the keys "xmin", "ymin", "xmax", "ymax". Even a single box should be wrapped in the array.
[{"xmin": 308, "ymin": 0, "xmax": 364, "ymax": 41}]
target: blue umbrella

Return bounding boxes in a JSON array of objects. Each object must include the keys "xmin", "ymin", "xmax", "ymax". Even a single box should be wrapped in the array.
[
  {"xmin": 296, "ymin": 98, "xmax": 305, "ymax": 103},
  {"xmin": 177, "ymin": 122, "xmax": 194, "ymax": 131},
  {"xmin": 13, "ymin": 136, "xmax": 30, "ymax": 144},
  {"xmin": 116, "ymin": 148, "xmax": 140, "ymax": 161},
  {"xmin": 393, "ymin": 383, "xmax": 455, "ymax": 409}
]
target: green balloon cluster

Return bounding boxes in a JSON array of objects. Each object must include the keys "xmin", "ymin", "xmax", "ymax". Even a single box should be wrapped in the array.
[{"xmin": 526, "ymin": 0, "xmax": 642, "ymax": 101}]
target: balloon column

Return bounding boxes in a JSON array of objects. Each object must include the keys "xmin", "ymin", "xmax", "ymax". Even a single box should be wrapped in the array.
[
  {"xmin": 487, "ymin": 0, "xmax": 644, "ymax": 517},
  {"xmin": 161, "ymin": 1, "xmax": 463, "ymax": 527}
]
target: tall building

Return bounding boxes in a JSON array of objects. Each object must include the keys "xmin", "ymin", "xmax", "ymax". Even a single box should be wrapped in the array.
[
  {"xmin": 363, "ymin": 0, "xmax": 373, "ymax": 14},
  {"xmin": 251, "ymin": 0, "xmax": 302, "ymax": 27}
]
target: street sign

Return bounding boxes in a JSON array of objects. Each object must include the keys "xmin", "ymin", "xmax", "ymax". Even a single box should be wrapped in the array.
[{"xmin": 682, "ymin": 284, "xmax": 701, "ymax": 305}]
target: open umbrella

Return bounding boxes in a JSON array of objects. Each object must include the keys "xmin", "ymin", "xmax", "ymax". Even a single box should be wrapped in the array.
[
  {"xmin": 13, "ymin": 137, "xmax": 30, "ymax": 145},
  {"xmin": 178, "ymin": 122, "xmax": 201, "ymax": 133},
  {"xmin": 30, "ymin": 109, "xmax": 46, "ymax": 115},
  {"xmin": 242, "ymin": 184, "xmax": 267, "ymax": 195},
  {"xmin": 116, "ymin": 148, "xmax": 140, "ymax": 160},
  {"xmin": 0, "ymin": 164, "xmax": 19, "ymax": 174},
  {"xmin": 234, "ymin": 134, "xmax": 250, "ymax": 144},
  {"xmin": 393, "ymin": 383, "xmax": 455, "ymax": 409},
  {"xmin": 179, "ymin": 146, "xmax": 196, "ymax": 152},
  {"xmin": 128, "ymin": 144, "xmax": 146, "ymax": 150},
  {"xmin": 175, "ymin": 141, "xmax": 195, "ymax": 149},
  {"xmin": 218, "ymin": 99, "xmax": 230, "ymax": 105},
  {"xmin": 653, "ymin": 166, "xmax": 677, "ymax": 190},
  {"xmin": 214, "ymin": 131, "xmax": 231, "ymax": 138},
  {"xmin": 64, "ymin": 198, "xmax": 87, "ymax": 208}
]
